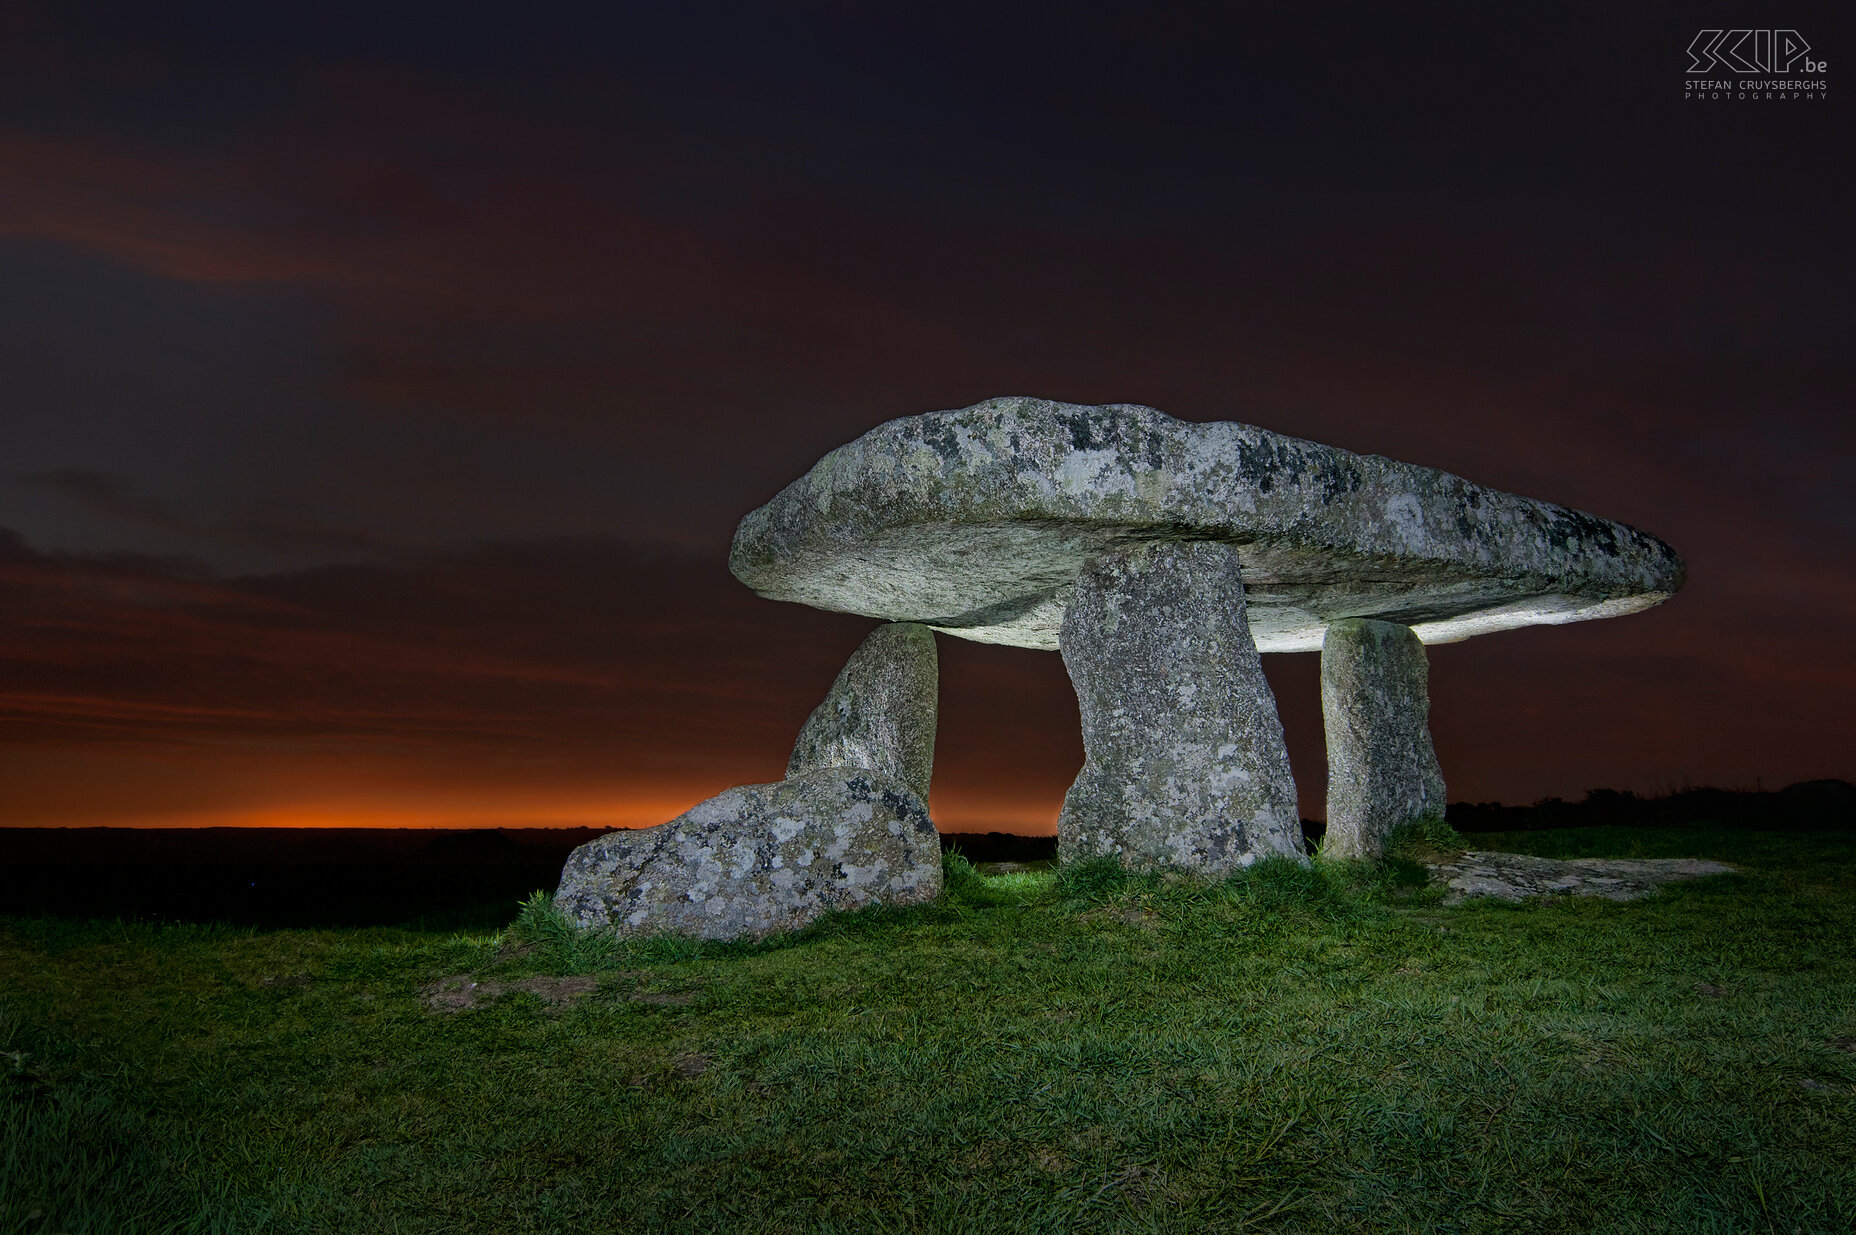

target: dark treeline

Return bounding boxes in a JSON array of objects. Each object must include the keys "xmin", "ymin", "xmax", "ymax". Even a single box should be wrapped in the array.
[
  {"xmin": 939, "ymin": 832, "xmax": 1058, "ymax": 863},
  {"xmin": 0, "ymin": 828, "xmax": 605, "ymax": 930},
  {"xmin": 2, "ymin": 782, "xmax": 1850, "ymax": 927},
  {"xmin": 1444, "ymin": 779, "xmax": 1856, "ymax": 833}
]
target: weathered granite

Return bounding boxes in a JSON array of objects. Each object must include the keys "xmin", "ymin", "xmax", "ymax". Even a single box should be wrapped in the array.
[
  {"xmin": 787, "ymin": 622, "xmax": 937, "ymax": 801},
  {"xmin": 1427, "ymin": 852, "xmax": 1734, "ymax": 905},
  {"xmin": 1321, "ymin": 619, "xmax": 1446, "ymax": 858},
  {"xmin": 553, "ymin": 768, "xmax": 942, "ymax": 939},
  {"xmin": 1056, "ymin": 541, "xmax": 1305, "ymax": 873},
  {"xmin": 730, "ymin": 397, "xmax": 1684, "ymax": 650}
]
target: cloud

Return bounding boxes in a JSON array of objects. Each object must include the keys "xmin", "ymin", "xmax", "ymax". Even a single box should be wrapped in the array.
[
  {"xmin": 17, "ymin": 467, "xmax": 195, "ymax": 532},
  {"xmin": 4, "ymin": 517, "xmax": 1850, "ymax": 835},
  {"xmin": 0, "ymin": 531, "xmax": 833, "ymax": 736},
  {"xmin": 0, "ymin": 530, "xmax": 814, "ymax": 818},
  {"xmin": 0, "ymin": 38, "xmax": 1848, "ymax": 828},
  {"xmin": 14, "ymin": 468, "xmax": 387, "ymax": 556},
  {"xmin": 0, "ymin": 528, "xmax": 1085, "ymax": 829}
]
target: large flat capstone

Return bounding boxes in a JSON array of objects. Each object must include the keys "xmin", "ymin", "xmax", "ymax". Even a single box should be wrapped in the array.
[{"xmin": 730, "ymin": 397, "xmax": 1684, "ymax": 651}]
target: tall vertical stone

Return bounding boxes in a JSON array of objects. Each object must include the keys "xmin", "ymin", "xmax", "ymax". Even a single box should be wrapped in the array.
[
  {"xmin": 787, "ymin": 621, "xmax": 938, "ymax": 802},
  {"xmin": 1320, "ymin": 618, "xmax": 1446, "ymax": 859},
  {"xmin": 1057, "ymin": 541, "xmax": 1304, "ymax": 873}
]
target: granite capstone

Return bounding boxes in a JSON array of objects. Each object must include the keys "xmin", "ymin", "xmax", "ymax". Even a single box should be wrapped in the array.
[{"xmin": 730, "ymin": 397, "xmax": 1684, "ymax": 651}]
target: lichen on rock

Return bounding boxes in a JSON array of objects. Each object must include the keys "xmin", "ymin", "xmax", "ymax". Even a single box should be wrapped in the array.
[
  {"xmin": 1056, "ymin": 540, "xmax": 1305, "ymax": 874},
  {"xmin": 1427, "ymin": 852, "xmax": 1734, "ymax": 904},
  {"xmin": 554, "ymin": 768, "xmax": 942, "ymax": 940},
  {"xmin": 787, "ymin": 622, "xmax": 937, "ymax": 801},
  {"xmin": 1321, "ymin": 618, "xmax": 1446, "ymax": 859},
  {"xmin": 729, "ymin": 396, "xmax": 1685, "ymax": 652}
]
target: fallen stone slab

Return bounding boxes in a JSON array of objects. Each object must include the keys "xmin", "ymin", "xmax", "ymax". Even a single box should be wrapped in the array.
[
  {"xmin": 1426, "ymin": 851, "xmax": 1735, "ymax": 905},
  {"xmin": 787, "ymin": 621, "xmax": 937, "ymax": 801},
  {"xmin": 554, "ymin": 768, "xmax": 942, "ymax": 940},
  {"xmin": 730, "ymin": 397, "xmax": 1684, "ymax": 650},
  {"xmin": 1057, "ymin": 540, "xmax": 1305, "ymax": 873}
]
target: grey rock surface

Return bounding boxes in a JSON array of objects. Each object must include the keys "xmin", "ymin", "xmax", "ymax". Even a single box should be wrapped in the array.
[
  {"xmin": 1427, "ymin": 852, "xmax": 1734, "ymax": 904},
  {"xmin": 730, "ymin": 397, "xmax": 1684, "ymax": 650},
  {"xmin": 1056, "ymin": 541, "xmax": 1305, "ymax": 874},
  {"xmin": 1321, "ymin": 619, "xmax": 1446, "ymax": 859},
  {"xmin": 554, "ymin": 768, "xmax": 942, "ymax": 940},
  {"xmin": 787, "ymin": 622, "xmax": 937, "ymax": 801}
]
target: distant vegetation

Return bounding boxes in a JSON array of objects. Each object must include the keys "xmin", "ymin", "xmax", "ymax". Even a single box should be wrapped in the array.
[
  {"xmin": 5, "ymin": 820, "xmax": 1853, "ymax": 1232},
  {"xmin": 1445, "ymin": 778, "xmax": 1856, "ymax": 832}
]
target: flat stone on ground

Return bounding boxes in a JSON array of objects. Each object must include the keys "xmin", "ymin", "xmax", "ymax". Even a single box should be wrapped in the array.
[
  {"xmin": 731, "ymin": 397, "xmax": 1684, "ymax": 650},
  {"xmin": 1427, "ymin": 851, "xmax": 1735, "ymax": 904}
]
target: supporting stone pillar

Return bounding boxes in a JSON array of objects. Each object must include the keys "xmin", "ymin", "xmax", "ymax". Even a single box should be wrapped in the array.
[
  {"xmin": 787, "ymin": 621, "xmax": 938, "ymax": 802},
  {"xmin": 1320, "ymin": 618, "xmax": 1446, "ymax": 859},
  {"xmin": 553, "ymin": 621, "xmax": 944, "ymax": 941},
  {"xmin": 1056, "ymin": 541, "xmax": 1304, "ymax": 873}
]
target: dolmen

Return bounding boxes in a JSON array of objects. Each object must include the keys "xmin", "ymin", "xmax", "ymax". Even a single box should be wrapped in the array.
[{"xmin": 556, "ymin": 397, "xmax": 1683, "ymax": 938}]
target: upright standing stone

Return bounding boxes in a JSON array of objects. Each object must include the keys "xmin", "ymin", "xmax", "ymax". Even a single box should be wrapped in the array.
[
  {"xmin": 553, "ymin": 621, "xmax": 943, "ymax": 942},
  {"xmin": 1057, "ymin": 541, "xmax": 1304, "ymax": 873},
  {"xmin": 1321, "ymin": 618, "xmax": 1446, "ymax": 859},
  {"xmin": 787, "ymin": 622, "xmax": 938, "ymax": 802}
]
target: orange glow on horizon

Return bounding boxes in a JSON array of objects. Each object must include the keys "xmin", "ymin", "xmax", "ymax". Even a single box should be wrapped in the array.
[
  {"xmin": 4, "ymin": 793, "xmax": 716, "ymax": 831},
  {"xmin": 1, "ymin": 779, "xmax": 1063, "ymax": 835}
]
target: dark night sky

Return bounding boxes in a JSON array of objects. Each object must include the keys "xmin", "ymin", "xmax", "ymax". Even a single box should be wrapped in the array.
[{"xmin": 1, "ymin": 1, "xmax": 1850, "ymax": 832}]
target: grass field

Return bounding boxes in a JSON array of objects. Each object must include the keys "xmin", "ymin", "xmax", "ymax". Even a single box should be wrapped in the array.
[{"xmin": 5, "ymin": 826, "xmax": 1854, "ymax": 1233}]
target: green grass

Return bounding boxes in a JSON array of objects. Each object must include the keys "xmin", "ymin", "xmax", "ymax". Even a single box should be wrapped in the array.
[{"xmin": 4, "ymin": 827, "xmax": 1854, "ymax": 1233}]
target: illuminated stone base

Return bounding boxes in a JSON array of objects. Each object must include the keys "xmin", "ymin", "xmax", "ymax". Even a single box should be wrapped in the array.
[
  {"xmin": 1056, "ymin": 541, "xmax": 1304, "ymax": 874},
  {"xmin": 1320, "ymin": 619, "xmax": 1446, "ymax": 859}
]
